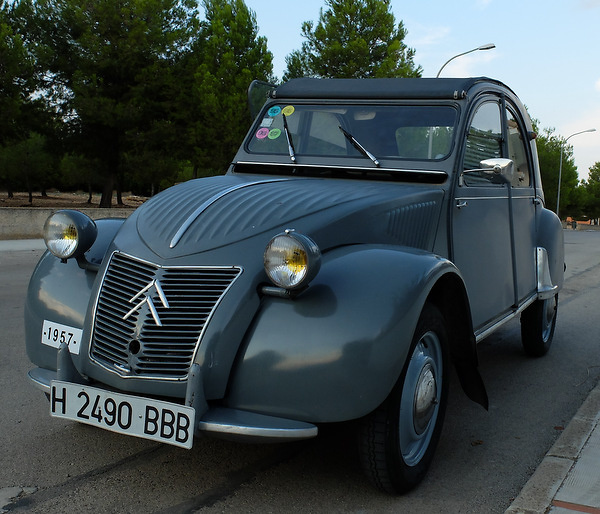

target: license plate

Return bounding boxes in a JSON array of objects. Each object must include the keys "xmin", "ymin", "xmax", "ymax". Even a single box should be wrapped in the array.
[
  {"xmin": 50, "ymin": 381, "xmax": 195, "ymax": 449},
  {"xmin": 42, "ymin": 320, "xmax": 83, "ymax": 355}
]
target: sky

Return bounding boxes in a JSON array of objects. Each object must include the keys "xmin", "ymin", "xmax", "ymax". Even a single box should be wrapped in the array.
[{"xmin": 247, "ymin": 0, "xmax": 600, "ymax": 180}]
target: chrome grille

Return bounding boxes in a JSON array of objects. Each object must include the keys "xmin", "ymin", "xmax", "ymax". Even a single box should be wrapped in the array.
[{"xmin": 90, "ymin": 252, "xmax": 241, "ymax": 379}]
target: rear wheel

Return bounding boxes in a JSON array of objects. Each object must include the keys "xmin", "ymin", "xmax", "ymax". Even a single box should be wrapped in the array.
[
  {"xmin": 359, "ymin": 303, "xmax": 449, "ymax": 494},
  {"xmin": 520, "ymin": 295, "xmax": 558, "ymax": 357}
]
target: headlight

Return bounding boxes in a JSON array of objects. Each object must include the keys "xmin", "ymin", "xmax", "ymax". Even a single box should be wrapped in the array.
[
  {"xmin": 43, "ymin": 210, "xmax": 98, "ymax": 260},
  {"xmin": 264, "ymin": 230, "xmax": 321, "ymax": 290}
]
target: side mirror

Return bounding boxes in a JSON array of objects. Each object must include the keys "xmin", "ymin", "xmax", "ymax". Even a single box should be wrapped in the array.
[
  {"xmin": 461, "ymin": 158, "xmax": 514, "ymax": 186},
  {"xmin": 479, "ymin": 158, "xmax": 514, "ymax": 183},
  {"xmin": 479, "ymin": 159, "xmax": 515, "ymax": 185},
  {"xmin": 248, "ymin": 80, "xmax": 276, "ymax": 120}
]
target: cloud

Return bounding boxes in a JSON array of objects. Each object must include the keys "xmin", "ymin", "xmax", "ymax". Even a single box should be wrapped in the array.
[
  {"xmin": 406, "ymin": 22, "xmax": 451, "ymax": 47},
  {"xmin": 563, "ymin": 106, "xmax": 600, "ymax": 147},
  {"xmin": 561, "ymin": 106, "xmax": 600, "ymax": 178}
]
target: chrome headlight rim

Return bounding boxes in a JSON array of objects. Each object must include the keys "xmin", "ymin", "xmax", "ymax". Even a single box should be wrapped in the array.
[
  {"xmin": 263, "ymin": 230, "xmax": 321, "ymax": 290},
  {"xmin": 43, "ymin": 210, "xmax": 98, "ymax": 261}
]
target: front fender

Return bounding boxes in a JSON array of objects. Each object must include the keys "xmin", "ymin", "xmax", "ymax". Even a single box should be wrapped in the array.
[
  {"xmin": 24, "ymin": 218, "xmax": 125, "ymax": 371},
  {"xmin": 226, "ymin": 245, "xmax": 459, "ymax": 423}
]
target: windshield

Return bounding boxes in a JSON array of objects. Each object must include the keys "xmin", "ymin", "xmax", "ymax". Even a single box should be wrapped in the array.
[{"xmin": 247, "ymin": 104, "xmax": 457, "ymax": 162}]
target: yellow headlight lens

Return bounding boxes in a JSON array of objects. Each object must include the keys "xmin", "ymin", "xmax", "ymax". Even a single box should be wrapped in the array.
[
  {"xmin": 43, "ymin": 210, "xmax": 97, "ymax": 260},
  {"xmin": 264, "ymin": 231, "xmax": 321, "ymax": 290},
  {"xmin": 44, "ymin": 212, "xmax": 79, "ymax": 259}
]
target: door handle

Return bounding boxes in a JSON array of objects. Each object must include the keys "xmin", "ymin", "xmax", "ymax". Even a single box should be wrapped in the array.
[{"xmin": 456, "ymin": 200, "xmax": 468, "ymax": 209}]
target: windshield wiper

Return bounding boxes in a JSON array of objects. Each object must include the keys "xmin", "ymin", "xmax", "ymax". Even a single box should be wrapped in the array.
[
  {"xmin": 339, "ymin": 126, "xmax": 380, "ymax": 167},
  {"xmin": 282, "ymin": 114, "xmax": 296, "ymax": 163}
]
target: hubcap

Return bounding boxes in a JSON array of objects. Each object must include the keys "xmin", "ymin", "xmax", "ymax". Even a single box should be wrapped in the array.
[
  {"xmin": 399, "ymin": 331, "xmax": 443, "ymax": 466},
  {"xmin": 413, "ymin": 363, "xmax": 437, "ymax": 435}
]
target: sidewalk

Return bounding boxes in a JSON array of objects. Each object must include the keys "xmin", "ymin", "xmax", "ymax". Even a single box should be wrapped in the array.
[
  {"xmin": 506, "ymin": 381, "xmax": 600, "ymax": 514},
  {"xmin": 0, "ymin": 239, "xmax": 46, "ymax": 252}
]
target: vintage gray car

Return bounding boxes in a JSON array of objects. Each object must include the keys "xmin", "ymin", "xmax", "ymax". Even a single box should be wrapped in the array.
[{"xmin": 25, "ymin": 77, "xmax": 564, "ymax": 493}]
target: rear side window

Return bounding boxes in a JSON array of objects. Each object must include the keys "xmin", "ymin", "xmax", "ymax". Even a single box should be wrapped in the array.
[{"xmin": 506, "ymin": 108, "xmax": 531, "ymax": 187}]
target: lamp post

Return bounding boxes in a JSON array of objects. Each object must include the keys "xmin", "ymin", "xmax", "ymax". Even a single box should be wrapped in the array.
[
  {"xmin": 427, "ymin": 43, "xmax": 496, "ymax": 159},
  {"xmin": 429, "ymin": 44, "xmax": 495, "ymax": 158},
  {"xmin": 436, "ymin": 43, "xmax": 495, "ymax": 78},
  {"xmin": 556, "ymin": 128, "xmax": 596, "ymax": 219}
]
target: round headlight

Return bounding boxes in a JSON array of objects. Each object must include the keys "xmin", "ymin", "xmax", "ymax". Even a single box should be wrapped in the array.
[
  {"xmin": 43, "ymin": 210, "xmax": 97, "ymax": 260},
  {"xmin": 264, "ymin": 230, "xmax": 321, "ymax": 290}
]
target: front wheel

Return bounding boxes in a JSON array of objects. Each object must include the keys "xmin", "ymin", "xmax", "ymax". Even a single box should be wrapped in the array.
[
  {"xmin": 520, "ymin": 295, "xmax": 558, "ymax": 357},
  {"xmin": 359, "ymin": 303, "xmax": 449, "ymax": 494}
]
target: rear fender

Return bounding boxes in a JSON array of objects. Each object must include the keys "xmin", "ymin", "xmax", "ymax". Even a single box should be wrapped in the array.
[
  {"xmin": 226, "ymin": 245, "xmax": 460, "ymax": 423},
  {"xmin": 535, "ymin": 206, "xmax": 564, "ymax": 291}
]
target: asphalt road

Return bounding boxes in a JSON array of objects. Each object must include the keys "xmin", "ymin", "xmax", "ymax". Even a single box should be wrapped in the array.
[{"xmin": 1, "ymin": 230, "xmax": 599, "ymax": 513}]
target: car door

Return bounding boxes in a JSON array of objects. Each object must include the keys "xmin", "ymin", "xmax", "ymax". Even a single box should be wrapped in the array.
[
  {"xmin": 452, "ymin": 99, "xmax": 512, "ymax": 331},
  {"xmin": 451, "ymin": 97, "xmax": 537, "ymax": 333},
  {"xmin": 504, "ymin": 103, "xmax": 537, "ymax": 306}
]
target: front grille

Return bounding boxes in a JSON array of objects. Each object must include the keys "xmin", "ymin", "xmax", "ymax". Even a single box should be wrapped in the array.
[{"xmin": 90, "ymin": 252, "xmax": 241, "ymax": 379}]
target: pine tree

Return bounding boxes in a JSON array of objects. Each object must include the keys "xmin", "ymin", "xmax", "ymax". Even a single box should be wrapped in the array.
[
  {"xmin": 284, "ymin": 0, "xmax": 421, "ymax": 80},
  {"xmin": 14, "ymin": 0, "xmax": 199, "ymax": 206},
  {"xmin": 184, "ymin": 0, "xmax": 274, "ymax": 175}
]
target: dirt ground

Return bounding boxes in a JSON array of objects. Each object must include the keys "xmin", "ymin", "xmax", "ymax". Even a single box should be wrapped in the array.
[{"xmin": 0, "ymin": 191, "xmax": 147, "ymax": 209}]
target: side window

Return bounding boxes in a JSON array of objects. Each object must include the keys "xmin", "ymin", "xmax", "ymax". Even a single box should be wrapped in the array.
[
  {"xmin": 463, "ymin": 101, "xmax": 502, "ymax": 172},
  {"xmin": 506, "ymin": 108, "xmax": 531, "ymax": 187}
]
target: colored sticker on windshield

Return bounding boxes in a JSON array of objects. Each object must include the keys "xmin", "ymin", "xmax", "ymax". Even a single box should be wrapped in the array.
[
  {"xmin": 282, "ymin": 105, "xmax": 295, "ymax": 116},
  {"xmin": 268, "ymin": 106, "xmax": 281, "ymax": 117},
  {"xmin": 256, "ymin": 128, "xmax": 270, "ymax": 139},
  {"xmin": 268, "ymin": 128, "xmax": 281, "ymax": 140},
  {"xmin": 260, "ymin": 117, "xmax": 274, "ymax": 128}
]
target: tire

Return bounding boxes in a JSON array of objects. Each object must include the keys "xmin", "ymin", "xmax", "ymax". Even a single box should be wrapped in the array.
[
  {"xmin": 359, "ymin": 303, "xmax": 449, "ymax": 494},
  {"xmin": 520, "ymin": 295, "xmax": 558, "ymax": 357}
]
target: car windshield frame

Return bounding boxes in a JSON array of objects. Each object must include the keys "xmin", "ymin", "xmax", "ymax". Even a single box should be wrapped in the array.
[{"xmin": 246, "ymin": 102, "xmax": 459, "ymax": 164}]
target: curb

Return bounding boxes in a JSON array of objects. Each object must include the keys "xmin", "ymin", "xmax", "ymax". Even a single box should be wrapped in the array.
[{"xmin": 505, "ymin": 382, "xmax": 600, "ymax": 513}]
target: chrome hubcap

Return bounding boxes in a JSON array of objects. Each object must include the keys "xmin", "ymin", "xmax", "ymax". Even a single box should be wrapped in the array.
[
  {"xmin": 413, "ymin": 363, "xmax": 437, "ymax": 435},
  {"xmin": 399, "ymin": 330, "xmax": 443, "ymax": 466}
]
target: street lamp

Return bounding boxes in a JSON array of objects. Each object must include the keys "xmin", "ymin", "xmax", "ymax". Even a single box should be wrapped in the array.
[
  {"xmin": 436, "ymin": 43, "xmax": 496, "ymax": 77},
  {"xmin": 556, "ymin": 128, "xmax": 597, "ymax": 219},
  {"xmin": 428, "ymin": 44, "xmax": 496, "ymax": 158}
]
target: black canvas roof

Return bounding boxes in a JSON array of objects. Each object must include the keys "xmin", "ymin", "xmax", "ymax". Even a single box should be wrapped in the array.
[{"xmin": 273, "ymin": 77, "xmax": 507, "ymax": 100}]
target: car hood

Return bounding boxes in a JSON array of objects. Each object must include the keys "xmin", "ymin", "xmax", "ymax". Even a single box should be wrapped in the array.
[{"xmin": 127, "ymin": 174, "xmax": 444, "ymax": 259}]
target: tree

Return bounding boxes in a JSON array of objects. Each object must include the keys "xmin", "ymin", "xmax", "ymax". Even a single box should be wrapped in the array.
[
  {"xmin": 0, "ymin": 133, "xmax": 54, "ymax": 202},
  {"xmin": 283, "ymin": 0, "xmax": 422, "ymax": 80},
  {"xmin": 564, "ymin": 183, "xmax": 589, "ymax": 220},
  {"xmin": 0, "ymin": 1, "xmax": 53, "ymax": 197},
  {"xmin": 0, "ymin": 1, "xmax": 34, "ymax": 146},
  {"xmin": 583, "ymin": 162, "xmax": 600, "ymax": 221},
  {"xmin": 13, "ymin": 0, "xmax": 200, "ymax": 207},
  {"xmin": 182, "ymin": 0, "xmax": 274, "ymax": 176},
  {"xmin": 535, "ymin": 126, "xmax": 578, "ymax": 217},
  {"xmin": 60, "ymin": 152, "xmax": 104, "ymax": 202}
]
